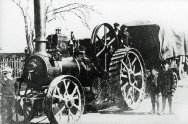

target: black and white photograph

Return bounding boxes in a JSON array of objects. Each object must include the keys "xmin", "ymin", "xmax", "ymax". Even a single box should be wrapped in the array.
[{"xmin": 0, "ymin": 0, "xmax": 188, "ymax": 124}]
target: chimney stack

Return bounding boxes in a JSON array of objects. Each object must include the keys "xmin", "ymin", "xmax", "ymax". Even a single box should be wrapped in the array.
[{"xmin": 34, "ymin": 0, "xmax": 47, "ymax": 55}]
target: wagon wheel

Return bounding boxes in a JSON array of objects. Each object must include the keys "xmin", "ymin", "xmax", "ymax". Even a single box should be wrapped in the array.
[
  {"xmin": 12, "ymin": 98, "xmax": 34, "ymax": 124},
  {"xmin": 119, "ymin": 50, "xmax": 144, "ymax": 109},
  {"xmin": 46, "ymin": 75, "xmax": 85, "ymax": 124},
  {"xmin": 173, "ymin": 72, "xmax": 178, "ymax": 88},
  {"xmin": 11, "ymin": 81, "xmax": 34, "ymax": 124},
  {"xmin": 91, "ymin": 23, "xmax": 119, "ymax": 73},
  {"xmin": 178, "ymin": 57, "xmax": 185, "ymax": 79}
]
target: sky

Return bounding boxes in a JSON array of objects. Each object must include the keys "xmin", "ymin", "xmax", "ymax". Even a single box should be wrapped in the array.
[{"xmin": 0, "ymin": 0, "xmax": 188, "ymax": 53}]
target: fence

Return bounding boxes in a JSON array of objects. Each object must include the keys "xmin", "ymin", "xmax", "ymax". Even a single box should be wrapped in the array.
[{"xmin": 0, "ymin": 57, "xmax": 24, "ymax": 78}]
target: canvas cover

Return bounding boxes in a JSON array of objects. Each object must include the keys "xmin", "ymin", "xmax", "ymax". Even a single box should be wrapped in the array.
[{"xmin": 124, "ymin": 20, "xmax": 188, "ymax": 68}]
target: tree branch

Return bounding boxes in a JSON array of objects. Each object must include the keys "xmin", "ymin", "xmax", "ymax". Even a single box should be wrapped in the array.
[
  {"xmin": 47, "ymin": 3, "xmax": 79, "ymax": 13},
  {"xmin": 12, "ymin": 0, "xmax": 25, "ymax": 17},
  {"xmin": 46, "ymin": 2, "xmax": 99, "ymax": 29},
  {"xmin": 46, "ymin": 0, "xmax": 53, "ymax": 13}
]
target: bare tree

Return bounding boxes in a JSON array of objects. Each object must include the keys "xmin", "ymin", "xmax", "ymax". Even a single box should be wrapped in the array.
[
  {"xmin": 12, "ymin": 0, "xmax": 100, "ymax": 54},
  {"xmin": 46, "ymin": 0, "xmax": 100, "ymax": 29},
  {"xmin": 12, "ymin": 0, "xmax": 34, "ymax": 55}
]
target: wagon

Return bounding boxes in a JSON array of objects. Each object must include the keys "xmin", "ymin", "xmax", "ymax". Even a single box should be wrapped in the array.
[{"xmin": 125, "ymin": 20, "xmax": 188, "ymax": 78}]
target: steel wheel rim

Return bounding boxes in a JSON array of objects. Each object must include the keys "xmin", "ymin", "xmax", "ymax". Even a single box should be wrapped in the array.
[
  {"xmin": 120, "ymin": 51, "xmax": 144, "ymax": 108},
  {"xmin": 47, "ymin": 76, "xmax": 84, "ymax": 124}
]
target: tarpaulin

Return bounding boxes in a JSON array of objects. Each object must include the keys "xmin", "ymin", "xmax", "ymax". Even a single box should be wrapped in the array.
[
  {"xmin": 158, "ymin": 24, "xmax": 188, "ymax": 59},
  {"xmin": 125, "ymin": 20, "xmax": 188, "ymax": 59},
  {"xmin": 123, "ymin": 20, "xmax": 188, "ymax": 68}
]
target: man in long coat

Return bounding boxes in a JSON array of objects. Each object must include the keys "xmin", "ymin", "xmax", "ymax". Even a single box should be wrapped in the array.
[
  {"xmin": 158, "ymin": 60, "xmax": 176, "ymax": 114},
  {"xmin": 0, "ymin": 67, "xmax": 15, "ymax": 124}
]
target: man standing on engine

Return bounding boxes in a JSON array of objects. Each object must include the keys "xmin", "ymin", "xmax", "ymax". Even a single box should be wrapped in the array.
[
  {"xmin": 158, "ymin": 60, "xmax": 176, "ymax": 115},
  {"xmin": 0, "ymin": 66, "xmax": 15, "ymax": 124},
  {"xmin": 113, "ymin": 22, "xmax": 120, "ymax": 36},
  {"xmin": 118, "ymin": 24, "xmax": 132, "ymax": 47}
]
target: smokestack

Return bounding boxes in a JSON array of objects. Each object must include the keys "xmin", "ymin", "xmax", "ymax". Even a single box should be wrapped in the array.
[{"xmin": 34, "ymin": 0, "xmax": 47, "ymax": 55}]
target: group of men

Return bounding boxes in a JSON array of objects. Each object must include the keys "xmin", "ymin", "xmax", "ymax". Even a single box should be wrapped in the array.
[
  {"xmin": 146, "ymin": 60, "xmax": 176, "ymax": 115},
  {"xmin": 112, "ymin": 22, "xmax": 132, "ymax": 48}
]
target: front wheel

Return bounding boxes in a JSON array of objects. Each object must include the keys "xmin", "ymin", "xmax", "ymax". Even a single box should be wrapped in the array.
[{"xmin": 45, "ymin": 75, "xmax": 85, "ymax": 124}]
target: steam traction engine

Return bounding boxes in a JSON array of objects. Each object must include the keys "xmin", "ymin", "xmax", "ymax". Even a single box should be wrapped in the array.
[{"xmin": 12, "ymin": 0, "xmax": 146, "ymax": 123}]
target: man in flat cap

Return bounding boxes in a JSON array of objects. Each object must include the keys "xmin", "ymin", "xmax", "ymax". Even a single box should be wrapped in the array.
[
  {"xmin": 104, "ymin": 22, "xmax": 120, "ymax": 39},
  {"xmin": 113, "ymin": 23, "xmax": 120, "ymax": 36},
  {"xmin": 0, "ymin": 66, "xmax": 15, "ymax": 124},
  {"xmin": 118, "ymin": 24, "xmax": 132, "ymax": 48},
  {"xmin": 158, "ymin": 60, "xmax": 176, "ymax": 115}
]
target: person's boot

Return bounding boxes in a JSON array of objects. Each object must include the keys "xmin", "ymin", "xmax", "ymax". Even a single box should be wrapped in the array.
[
  {"xmin": 169, "ymin": 110, "xmax": 174, "ymax": 115},
  {"xmin": 149, "ymin": 103, "xmax": 155, "ymax": 114},
  {"xmin": 169, "ymin": 102, "xmax": 174, "ymax": 114},
  {"xmin": 160, "ymin": 97, "xmax": 166, "ymax": 115},
  {"xmin": 160, "ymin": 109, "xmax": 165, "ymax": 115},
  {"xmin": 156, "ymin": 101, "xmax": 160, "ymax": 115},
  {"xmin": 149, "ymin": 109, "xmax": 155, "ymax": 114},
  {"xmin": 168, "ymin": 97, "xmax": 174, "ymax": 114}
]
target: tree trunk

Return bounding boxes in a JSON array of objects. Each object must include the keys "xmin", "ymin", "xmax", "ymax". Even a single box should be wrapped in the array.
[{"xmin": 24, "ymin": 16, "xmax": 34, "ymax": 55}]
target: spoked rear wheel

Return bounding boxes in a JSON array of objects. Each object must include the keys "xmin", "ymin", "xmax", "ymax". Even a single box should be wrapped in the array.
[
  {"xmin": 120, "ymin": 50, "xmax": 145, "ymax": 109},
  {"xmin": 46, "ymin": 75, "xmax": 85, "ymax": 124},
  {"xmin": 109, "ymin": 48, "xmax": 145, "ymax": 110}
]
